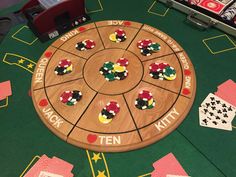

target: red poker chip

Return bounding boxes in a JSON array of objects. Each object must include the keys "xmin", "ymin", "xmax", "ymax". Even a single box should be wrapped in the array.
[
  {"xmin": 115, "ymin": 29, "xmax": 126, "ymax": 37},
  {"xmin": 116, "ymin": 58, "xmax": 129, "ymax": 66},
  {"xmin": 149, "ymin": 62, "xmax": 169, "ymax": 72},
  {"xmin": 105, "ymin": 101, "xmax": 120, "ymax": 114},
  {"xmin": 58, "ymin": 59, "xmax": 72, "ymax": 68},
  {"xmin": 137, "ymin": 39, "xmax": 152, "ymax": 49},
  {"xmin": 138, "ymin": 90, "xmax": 153, "ymax": 100},
  {"xmin": 149, "ymin": 63, "xmax": 159, "ymax": 72},
  {"xmin": 158, "ymin": 62, "xmax": 170, "ymax": 71},
  {"xmin": 60, "ymin": 91, "xmax": 73, "ymax": 103},
  {"xmin": 83, "ymin": 39, "xmax": 95, "ymax": 49}
]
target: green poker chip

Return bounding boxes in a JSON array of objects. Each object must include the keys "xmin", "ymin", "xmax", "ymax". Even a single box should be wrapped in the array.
[
  {"xmin": 163, "ymin": 66, "xmax": 176, "ymax": 77},
  {"xmin": 103, "ymin": 61, "xmax": 114, "ymax": 70},
  {"xmin": 105, "ymin": 73, "xmax": 115, "ymax": 81},
  {"xmin": 150, "ymin": 43, "xmax": 161, "ymax": 52}
]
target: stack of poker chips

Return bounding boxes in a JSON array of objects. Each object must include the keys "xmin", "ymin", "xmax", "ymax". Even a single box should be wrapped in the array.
[
  {"xmin": 54, "ymin": 59, "xmax": 73, "ymax": 75},
  {"xmin": 60, "ymin": 90, "xmax": 82, "ymax": 106},
  {"xmin": 109, "ymin": 29, "xmax": 127, "ymax": 43},
  {"xmin": 135, "ymin": 90, "xmax": 155, "ymax": 110},
  {"xmin": 137, "ymin": 39, "xmax": 161, "ymax": 56},
  {"xmin": 99, "ymin": 101, "xmax": 120, "ymax": 124},
  {"xmin": 99, "ymin": 58, "xmax": 129, "ymax": 81},
  {"xmin": 149, "ymin": 62, "xmax": 176, "ymax": 81},
  {"xmin": 221, "ymin": 2, "xmax": 236, "ymax": 21},
  {"xmin": 75, "ymin": 39, "xmax": 96, "ymax": 51}
]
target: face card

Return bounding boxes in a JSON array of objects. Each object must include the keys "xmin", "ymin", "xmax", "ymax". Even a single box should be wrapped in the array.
[
  {"xmin": 0, "ymin": 80, "xmax": 12, "ymax": 101},
  {"xmin": 152, "ymin": 153, "xmax": 188, "ymax": 177},
  {"xmin": 197, "ymin": 0, "xmax": 225, "ymax": 14}
]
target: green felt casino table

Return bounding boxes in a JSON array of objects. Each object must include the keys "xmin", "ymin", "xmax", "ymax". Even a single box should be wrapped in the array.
[{"xmin": 0, "ymin": 0, "xmax": 236, "ymax": 176}]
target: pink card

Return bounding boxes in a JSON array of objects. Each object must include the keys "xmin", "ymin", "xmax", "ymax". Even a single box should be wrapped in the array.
[
  {"xmin": 52, "ymin": 156, "xmax": 73, "ymax": 172},
  {"xmin": 42, "ymin": 157, "xmax": 74, "ymax": 176},
  {"xmin": 24, "ymin": 155, "xmax": 51, "ymax": 177},
  {"xmin": 0, "ymin": 80, "xmax": 12, "ymax": 101},
  {"xmin": 217, "ymin": 79, "xmax": 236, "ymax": 94},
  {"xmin": 215, "ymin": 90, "xmax": 236, "ymax": 107},
  {"xmin": 152, "ymin": 153, "xmax": 188, "ymax": 177}
]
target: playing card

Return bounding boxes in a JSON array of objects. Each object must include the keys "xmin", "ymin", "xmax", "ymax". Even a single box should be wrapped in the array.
[
  {"xmin": 0, "ymin": 80, "xmax": 12, "ymax": 101},
  {"xmin": 197, "ymin": 0, "xmax": 225, "ymax": 14},
  {"xmin": 215, "ymin": 90, "xmax": 236, "ymax": 107},
  {"xmin": 201, "ymin": 93, "xmax": 236, "ymax": 121},
  {"xmin": 166, "ymin": 175, "xmax": 191, "ymax": 177},
  {"xmin": 24, "ymin": 155, "xmax": 51, "ymax": 177},
  {"xmin": 217, "ymin": 79, "xmax": 236, "ymax": 92},
  {"xmin": 199, "ymin": 107, "xmax": 232, "ymax": 131},
  {"xmin": 152, "ymin": 153, "xmax": 188, "ymax": 177},
  {"xmin": 39, "ymin": 171, "xmax": 63, "ymax": 177},
  {"xmin": 51, "ymin": 157, "xmax": 73, "ymax": 172},
  {"xmin": 42, "ymin": 157, "xmax": 74, "ymax": 177}
]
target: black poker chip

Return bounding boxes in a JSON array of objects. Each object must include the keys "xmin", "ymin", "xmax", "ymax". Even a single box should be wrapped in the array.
[
  {"xmin": 141, "ymin": 48, "xmax": 152, "ymax": 56},
  {"xmin": 114, "ymin": 71, "xmax": 127, "ymax": 80},
  {"xmin": 54, "ymin": 66, "xmax": 67, "ymax": 75},
  {"xmin": 116, "ymin": 35, "xmax": 127, "ymax": 42},
  {"xmin": 149, "ymin": 71, "xmax": 164, "ymax": 80},
  {"xmin": 101, "ymin": 109, "xmax": 115, "ymax": 119},
  {"xmin": 75, "ymin": 42, "xmax": 86, "ymax": 51},
  {"xmin": 99, "ymin": 67, "xmax": 111, "ymax": 75},
  {"xmin": 72, "ymin": 90, "xmax": 82, "ymax": 101},
  {"xmin": 135, "ymin": 98, "xmax": 148, "ymax": 110}
]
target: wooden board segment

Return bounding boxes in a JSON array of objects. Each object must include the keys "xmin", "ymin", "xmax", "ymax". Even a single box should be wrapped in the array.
[{"xmin": 31, "ymin": 20, "xmax": 196, "ymax": 152}]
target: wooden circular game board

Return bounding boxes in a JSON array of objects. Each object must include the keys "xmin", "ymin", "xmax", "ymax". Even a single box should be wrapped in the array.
[{"xmin": 31, "ymin": 20, "xmax": 196, "ymax": 152}]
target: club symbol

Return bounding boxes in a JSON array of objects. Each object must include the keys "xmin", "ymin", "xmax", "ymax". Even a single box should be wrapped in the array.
[
  {"xmin": 212, "ymin": 121, "xmax": 217, "ymax": 125},
  {"xmin": 222, "ymin": 120, "xmax": 227, "ymax": 124}
]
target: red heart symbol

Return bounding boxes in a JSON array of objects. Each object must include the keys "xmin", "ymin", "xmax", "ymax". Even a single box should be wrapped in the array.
[
  {"xmin": 184, "ymin": 69, "xmax": 191, "ymax": 76},
  {"xmin": 39, "ymin": 99, "xmax": 48, "ymax": 107},
  {"xmin": 87, "ymin": 134, "xmax": 97, "ymax": 143},
  {"xmin": 124, "ymin": 21, "xmax": 131, "ymax": 26},
  {"xmin": 182, "ymin": 88, "xmax": 190, "ymax": 95},
  {"xmin": 44, "ymin": 51, "xmax": 52, "ymax": 58},
  {"xmin": 78, "ymin": 27, "xmax": 86, "ymax": 32}
]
